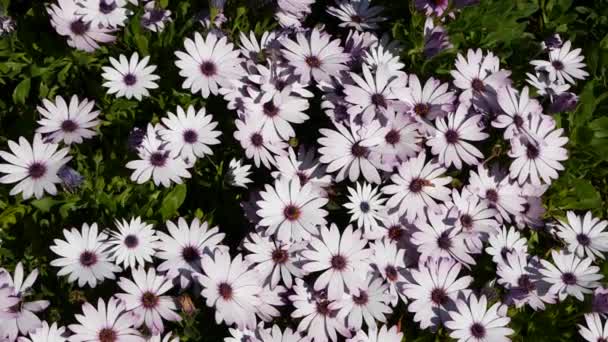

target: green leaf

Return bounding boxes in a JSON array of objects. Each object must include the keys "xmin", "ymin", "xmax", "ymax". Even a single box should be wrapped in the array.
[
  {"xmin": 12, "ymin": 78, "xmax": 31, "ymax": 104},
  {"xmin": 160, "ymin": 184, "xmax": 187, "ymax": 220},
  {"xmin": 31, "ymin": 198, "xmax": 62, "ymax": 212}
]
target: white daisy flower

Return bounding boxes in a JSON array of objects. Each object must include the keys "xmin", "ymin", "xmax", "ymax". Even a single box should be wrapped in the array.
[
  {"xmin": 369, "ymin": 239, "xmax": 407, "ymax": 306},
  {"xmin": 344, "ymin": 65, "xmax": 400, "ymax": 123},
  {"xmin": 530, "ymin": 40, "xmax": 589, "ymax": 85},
  {"xmin": 69, "ymin": 297, "xmax": 144, "ymax": 342},
  {"xmin": 47, "ymin": 0, "xmax": 116, "ymax": 52},
  {"xmin": 77, "ymin": 0, "xmax": 129, "ymax": 28},
  {"xmin": 233, "ymin": 119, "xmax": 288, "ymax": 169},
  {"xmin": 159, "ymin": 105, "xmax": 221, "ymax": 162},
  {"xmin": 102, "ymin": 52, "xmax": 160, "ymax": 100},
  {"xmin": 251, "ymin": 62, "xmax": 314, "ymax": 100},
  {"xmin": 290, "ymin": 278, "xmax": 350, "ymax": 342},
  {"xmin": 344, "ymin": 182, "xmax": 386, "ymax": 234},
  {"xmin": 333, "ymin": 274, "xmax": 392, "ymax": 330},
  {"xmin": 346, "ymin": 325, "xmax": 403, "ymax": 342},
  {"xmin": 175, "ymin": 32, "xmax": 243, "ymax": 98},
  {"xmin": 493, "ymin": 86, "xmax": 544, "ymax": 139},
  {"xmin": 579, "ymin": 313, "xmax": 608, "ymax": 342},
  {"xmin": 126, "ymin": 124, "xmax": 191, "ymax": 187},
  {"xmin": 402, "ymin": 258, "xmax": 473, "ymax": 330},
  {"xmin": 50, "ymin": 223, "xmax": 121, "ymax": 288},
  {"xmin": 238, "ymin": 30, "xmax": 278, "ymax": 61},
  {"xmin": 141, "ymin": 1, "xmax": 172, "ymax": 32},
  {"xmin": 318, "ymin": 120, "xmax": 386, "ymax": 184},
  {"xmin": 0, "ymin": 133, "xmax": 71, "ymax": 200},
  {"xmin": 243, "ymin": 232, "xmax": 305, "ymax": 289},
  {"xmin": 281, "ymin": 28, "xmax": 350, "ymax": 84},
  {"xmin": 382, "ymin": 152, "xmax": 452, "ymax": 222},
  {"xmin": 301, "ymin": 224, "xmax": 372, "ymax": 300},
  {"xmin": 526, "ymin": 72, "xmax": 570, "ymax": 98},
  {"xmin": 257, "ymin": 325, "xmax": 308, "ymax": 342},
  {"xmin": 427, "ymin": 103, "xmax": 488, "ymax": 169},
  {"xmin": 257, "ymin": 177, "xmax": 329, "ymax": 242},
  {"xmin": 0, "ymin": 262, "xmax": 50, "ymax": 341},
  {"xmin": 467, "ymin": 165, "xmax": 525, "ymax": 223},
  {"xmin": 0, "ymin": 286, "xmax": 19, "ymax": 321},
  {"xmin": 508, "ymin": 114, "xmax": 568, "ymax": 186},
  {"xmin": 539, "ymin": 250, "xmax": 603, "ymax": 301},
  {"xmin": 197, "ymin": 250, "xmax": 262, "ymax": 329},
  {"xmin": 226, "ymin": 158, "xmax": 253, "ymax": 188},
  {"xmin": 271, "ymin": 147, "xmax": 332, "ymax": 196},
  {"xmin": 256, "ymin": 285, "xmax": 287, "ymax": 323},
  {"xmin": 18, "ymin": 321, "xmax": 67, "ymax": 342},
  {"xmin": 445, "ymin": 294, "xmax": 513, "ymax": 342},
  {"xmin": 327, "ymin": 0, "xmax": 385, "ymax": 31},
  {"xmin": 156, "ymin": 217, "xmax": 226, "ymax": 289},
  {"xmin": 376, "ymin": 107, "xmax": 422, "ymax": 170},
  {"xmin": 394, "ymin": 74, "xmax": 456, "ymax": 124},
  {"xmin": 108, "ymin": 217, "xmax": 159, "ymax": 269},
  {"xmin": 554, "ymin": 211, "xmax": 608, "ymax": 261},
  {"xmin": 36, "ymin": 95, "xmax": 101, "ymax": 145},
  {"xmin": 117, "ymin": 267, "xmax": 181, "ymax": 334},
  {"xmin": 246, "ymin": 89, "xmax": 310, "ymax": 141},
  {"xmin": 485, "ymin": 226, "xmax": 528, "ymax": 264},
  {"xmin": 362, "ymin": 44, "xmax": 405, "ymax": 78}
]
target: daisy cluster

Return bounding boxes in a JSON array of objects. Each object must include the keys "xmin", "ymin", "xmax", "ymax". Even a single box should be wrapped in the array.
[{"xmin": 0, "ymin": 0, "xmax": 604, "ymax": 342}]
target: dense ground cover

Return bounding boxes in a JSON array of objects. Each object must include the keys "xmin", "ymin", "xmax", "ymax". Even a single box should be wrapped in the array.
[{"xmin": 0, "ymin": 0, "xmax": 607, "ymax": 341}]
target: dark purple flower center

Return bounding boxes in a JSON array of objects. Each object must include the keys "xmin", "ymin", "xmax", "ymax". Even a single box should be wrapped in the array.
[
  {"xmin": 445, "ymin": 129, "xmax": 459, "ymax": 144},
  {"xmin": 371, "ymin": 93, "xmax": 387, "ymax": 108},
  {"xmin": 437, "ymin": 231, "xmax": 452, "ymax": 249},
  {"xmin": 513, "ymin": 115, "xmax": 524, "ymax": 128},
  {"xmin": 486, "ymin": 189, "xmax": 499, "ymax": 203},
  {"xmin": 283, "ymin": 204, "xmax": 301, "ymax": 221},
  {"xmin": 409, "ymin": 178, "xmax": 430, "ymax": 193},
  {"xmin": 517, "ymin": 275, "xmax": 535, "ymax": 293},
  {"xmin": 28, "ymin": 162, "xmax": 47, "ymax": 179},
  {"xmin": 577, "ymin": 233, "xmax": 591, "ymax": 246},
  {"xmin": 526, "ymin": 143, "xmax": 540, "ymax": 159},
  {"xmin": 500, "ymin": 247, "xmax": 512, "ymax": 260},
  {"xmin": 183, "ymin": 129, "xmax": 198, "ymax": 144},
  {"xmin": 150, "ymin": 152, "xmax": 168, "ymax": 167},
  {"xmin": 305, "ymin": 55, "xmax": 321, "ymax": 68},
  {"xmin": 148, "ymin": 9, "xmax": 166, "ymax": 22},
  {"xmin": 99, "ymin": 328, "xmax": 117, "ymax": 342},
  {"xmin": 388, "ymin": 225, "xmax": 403, "ymax": 241},
  {"xmin": 61, "ymin": 119, "xmax": 78, "ymax": 132},
  {"xmin": 123, "ymin": 73, "xmax": 137, "ymax": 86},
  {"xmin": 430, "ymin": 287, "xmax": 448, "ymax": 305},
  {"xmin": 218, "ymin": 282, "xmax": 233, "ymax": 300},
  {"xmin": 470, "ymin": 323, "xmax": 486, "ymax": 338},
  {"xmin": 316, "ymin": 300, "xmax": 331, "ymax": 316},
  {"xmin": 350, "ymin": 15, "xmax": 362, "ymax": 23},
  {"xmin": 79, "ymin": 251, "xmax": 97, "ymax": 267},
  {"xmin": 359, "ymin": 201, "xmax": 370, "ymax": 213},
  {"xmin": 333, "ymin": 104, "xmax": 349, "ymax": 122},
  {"xmin": 271, "ymin": 248, "xmax": 289, "ymax": 264},
  {"xmin": 141, "ymin": 291, "xmax": 159, "ymax": 309},
  {"xmin": 331, "ymin": 254, "xmax": 347, "ymax": 271},
  {"xmin": 552, "ymin": 60, "xmax": 564, "ymax": 70},
  {"xmin": 250, "ymin": 133, "xmax": 263, "ymax": 147},
  {"xmin": 385, "ymin": 129, "xmax": 401, "ymax": 145},
  {"xmin": 263, "ymin": 101, "xmax": 280, "ymax": 117},
  {"xmin": 598, "ymin": 338, "xmax": 608, "ymax": 342},
  {"xmin": 296, "ymin": 171, "xmax": 309, "ymax": 185},
  {"xmin": 8, "ymin": 300, "xmax": 22, "ymax": 313},
  {"xmin": 385, "ymin": 265, "xmax": 398, "ymax": 281},
  {"xmin": 181, "ymin": 246, "xmax": 200, "ymax": 263},
  {"xmin": 352, "ymin": 291, "xmax": 369, "ymax": 305},
  {"xmin": 70, "ymin": 20, "xmax": 89, "ymax": 35},
  {"xmin": 413, "ymin": 103, "xmax": 430, "ymax": 117},
  {"xmin": 200, "ymin": 61, "xmax": 217, "ymax": 76},
  {"xmin": 351, "ymin": 142, "xmax": 369, "ymax": 158},
  {"xmin": 471, "ymin": 78, "xmax": 485, "ymax": 92},
  {"xmin": 124, "ymin": 234, "xmax": 138, "ymax": 248},
  {"xmin": 561, "ymin": 272, "xmax": 577, "ymax": 285},
  {"xmin": 460, "ymin": 214, "xmax": 473, "ymax": 229},
  {"xmin": 99, "ymin": 0, "xmax": 117, "ymax": 14}
]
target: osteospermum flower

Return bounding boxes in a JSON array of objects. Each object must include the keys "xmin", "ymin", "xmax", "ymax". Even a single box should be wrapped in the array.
[
  {"xmin": 0, "ymin": 286, "xmax": 19, "ymax": 321},
  {"xmin": 326, "ymin": 0, "xmax": 385, "ymax": 31},
  {"xmin": 159, "ymin": 105, "xmax": 221, "ymax": 162},
  {"xmin": 126, "ymin": 124, "xmax": 191, "ymax": 187},
  {"xmin": 0, "ymin": 133, "xmax": 71, "ymax": 200},
  {"xmin": 47, "ymin": 0, "xmax": 116, "ymax": 52},
  {"xmin": 19, "ymin": 321, "xmax": 67, "ymax": 342},
  {"xmin": 493, "ymin": 86, "xmax": 543, "ymax": 139},
  {"xmin": 394, "ymin": 74, "xmax": 456, "ymax": 124},
  {"xmin": 347, "ymin": 325, "xmax": 403, "ymax": 342},
  {"xmin": 369, "ymin": 239, "xmax": 407, "ymax": 306},
  {"xmin": 467, "ymin": 165, "xmax": 525, "ymax": 222},
  {"xmin": 0, "ymin": 262, "xmax": 50, "ymax": 341},
  {"xmin": 362, "ymin": 43, "xmax": 405, "ymax": 77},
  {"xmin": 579, "ymin": 313, "xmax": 608, "ymax": 342},
  {"xmin": 445, "ymin": 294, "xmax": 513, "ymax": 342},
  {"xmin": 246, "ymin": 89, "xmax": 310, "ymax": 141},
  {"xmin": 226, "ymin": 158, "xmax": 253, "ymax": 188},
  {"xmin": 233, "ymin": 119, "xmax": 288, "ymax": 169},
  {"xmin": 257, "ymin": 177, "xmax": 329, "ymax": 242},
  {"xmin": 50, "ymin": 223, "xmax": 120, "ymax": 288},
  {"xmin": 318, "ymin": 120, "xmax": 386, "ymax": 184},
  {"xmin": 382, "ymin": 152, "xmax": 452, "ymax": 222},
  {"xmin": 448, "ymin": 188, "xmax": 499, "ymax": 253},
  {"xmin": 508, "ymin": 114, "xmax": 568, "ymax": 186},
  {"xmin": 485, "ymin": 226, "xmax": 528, "ymax": 264},
  {"xmin": 555, "ymin": 211, "xmax": 608, "ymax": 261},
  {"xmin": 69, "ymin": 297, "xmax": 144, "ymax": 342},
  {"xmin": 344, "ymin": 182, "xmax": 386, "ymax": 234},
  {"xmin": 530, "ymin": 40, "xmax": 589, "ymax": 85},
  {"xmin": 243, "ymin": 233, "xmax": 305, "ymax": 288},
  {"xmin": 377, "ymin": 107, "xmax": 422, "ymax": 169},
  {"xmin": 77, "ymin": 0, "xmax": 129, "ymax": 28},
  {"xmin": 117, "ymin": 267, "xmax": 181, "ymax": 334},
  {"xmin": 333, "ymin": 274, "xmax": 392, "ymax": 330},
  {"xmin": 197, "ymin": 250, "xmax": 262, "ymax": 329},
  {"xmin": 271, "ymin": 147, "xmax": 332, "ymax": 196},
  {"xmin": 108, "ymin": 217, "xmax": 159, "ymax": 269},
  {"xmin": 301, "ymin": 224, "xmax": 372, "ymax": 300},
  {"xmin": 257, "ymin": 325, "xmax": 309, "ymax": 342},
  {"xmin": 344, "ymin": 66, "xmax": 401, "ymax": 123},
  {"xmin": 427, "ymin": 104, "xmax": 488, "ymax": 169},
  {"xmin": 402, "ymin": 258, "xmax": 473, "ymax": 330},
  {"xmin": 175, "ymin": 32, "xmax": 243, "ymax": 98},
  {"xmin": 281, "ymin": 28, "xmax": 350, "ymax": 84},
  {"xmin": 256, "ymin": 285, "xmax": 287, "ymax": 323},
  {"xmin": 141, "ymin": 1, "xmax": 172, "ymax": 32},
  {"xmin": 102, "ymin": 52, "xmax": 160, "ymax": 100},
  {"xmin": 539, "ymin": 250, "xmax": 603, "ymax": 301},
  {"xmin": 36, "ymin": 95, "xmax": 101, "ymax": 145},
  {"xmin": 156, "ymin": 217, "xmax": 226, "ymax": 289}
]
